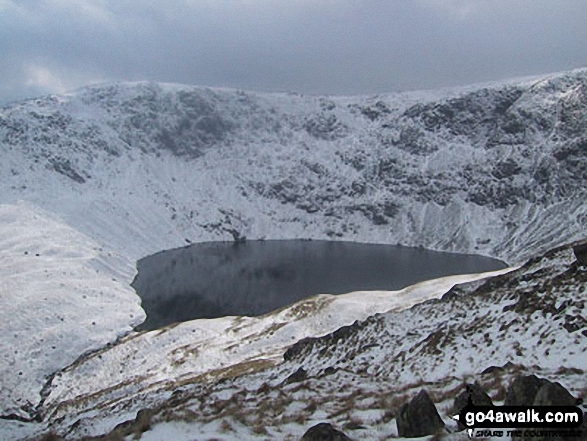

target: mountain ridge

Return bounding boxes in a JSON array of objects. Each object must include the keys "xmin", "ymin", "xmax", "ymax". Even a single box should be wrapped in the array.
[{"xmin": 1, "ymin": 68, "xmax": 587, "ymax": 263}]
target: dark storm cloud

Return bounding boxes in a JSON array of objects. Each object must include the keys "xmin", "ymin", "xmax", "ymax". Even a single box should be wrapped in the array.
[{"xmin": 1, "ymin": 0, "xmax": 586, "ymax": 104}]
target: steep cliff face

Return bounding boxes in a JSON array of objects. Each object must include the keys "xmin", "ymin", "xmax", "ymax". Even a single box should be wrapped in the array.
[{"xmin": 1, "ymin": 69, "xmax": 586, "ymax": 263}]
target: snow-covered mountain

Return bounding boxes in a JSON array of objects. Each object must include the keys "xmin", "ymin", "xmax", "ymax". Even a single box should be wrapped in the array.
[
  {"xmin": 0, "ymin": 68, "xmax": 586, "ymax": 440},
  {"xmin": 2, "ymin": 69, "xmax": 586, "ymax": 263}
]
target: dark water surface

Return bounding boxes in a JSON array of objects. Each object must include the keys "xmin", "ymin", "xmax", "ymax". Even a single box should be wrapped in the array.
[{"xmin": 132, "ymin": 240, "xmax": 506, "ymax": 330}]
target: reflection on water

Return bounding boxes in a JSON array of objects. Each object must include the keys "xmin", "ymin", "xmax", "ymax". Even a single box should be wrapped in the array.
[{"xmin": 132, "ymin": 240, "xmax": 506, "ymax": 330}]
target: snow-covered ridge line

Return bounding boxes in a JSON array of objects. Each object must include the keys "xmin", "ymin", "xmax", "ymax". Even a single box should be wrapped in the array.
[{"xmin": 1, "ymin": 67, "xmax": 586, "ymax": 263}]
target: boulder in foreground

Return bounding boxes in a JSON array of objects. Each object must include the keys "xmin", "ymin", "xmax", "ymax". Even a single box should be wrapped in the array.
[
  {"xmin": 397, "ymin": 389, "xmax": 445, "ymax": 437},
  {"xmin": 301, "ymin": 422, "xmax": 352, "ymax": 441}
]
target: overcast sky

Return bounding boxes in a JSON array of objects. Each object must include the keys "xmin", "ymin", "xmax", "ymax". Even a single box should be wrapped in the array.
[{"xmin": 1, "ymin": 0, "xmax": 586, "ymax": 104}]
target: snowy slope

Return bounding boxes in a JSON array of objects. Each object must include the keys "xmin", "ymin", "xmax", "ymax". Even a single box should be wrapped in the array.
[
  {"xmin": 0, "ymin": 203, "xmax": 144, "ymax": 418},
  {"xmin": 39, "ymin": 268, "xmax": 513, "ymax": 435},
  {"xmin": 0, "ymin": 68, "xmax": 586, "ymax": 439},
  {"xmin": 62, "ymin": 240, "xmax": 586, "ymax": 441}
]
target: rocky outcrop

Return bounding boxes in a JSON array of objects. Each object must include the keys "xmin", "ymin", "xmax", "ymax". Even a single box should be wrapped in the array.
[
  {"xmin": 506, "ymin": 377, "xmax": 580, "ymax": 441},
  {"xmin": 453, "ymin": 383, "xmax": 493, "ymax": 431},
  {"xmin": 533, "ymin": 381, "xmax": 576, "ymax": 407},
  {"xmin": 505, "ymin": 375, "xmax": 577, "ymax": 408},
  {"xmin": 300, "ymin": 423, "xmax": 352, "ymax": 441},
  {"xmin": 396, "ymin": 390, "xmax": 445, "ymax": 438},
  {"xmin": 284, "ymin": 367, "xmax": 308, "ymax": 385},
  {"xmin": 505, "ymin": 375, "xmax": 548, "ymax": 406},
  {"xmin": 574, "ymin": 241, "xmax": 587, "ymax": 266}
]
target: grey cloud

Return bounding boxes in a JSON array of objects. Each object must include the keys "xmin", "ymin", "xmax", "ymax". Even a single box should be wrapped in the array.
[{"xmin": 1, "ymin": 0, "xmax": 586, "ymax": 104}]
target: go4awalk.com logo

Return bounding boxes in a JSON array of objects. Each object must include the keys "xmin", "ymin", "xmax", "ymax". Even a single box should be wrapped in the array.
[{"xmin": 453, "ymin": 404, "xmax": 584, "ymax": 438}]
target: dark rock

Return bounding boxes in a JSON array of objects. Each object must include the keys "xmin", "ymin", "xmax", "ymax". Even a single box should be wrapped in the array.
[
  {"xmin": 323, "ymin": 366, "xmax": 337, "ymax": 376},
  {"xmin": 507, "ymin": 375, "xmax": 577, "ymax": 409},
  {"xmin": 95, "ymin": 407, "xmax": 154, "ymax": 439},
  {"xmin": 574, "ymin": 242, "xmax": 587, "ymax": 266},
  {"xmin": 563, "ymin": 314, "xmax": 587, "ymax": 333},
  {"xmin": 481, "ymin": 365, "xmax": 504, "ymax": 375},
  {"xmin": 48, "ymin": 157, "xmax": 87, "ymax": 184},
  {"xmin": 300, "ymin": 422, "xmax": 352, "ymax": 441},
  {"xmin": 397, "ymin": 390, "xmax": 445, "ymax": 438},
  {"xmin": 135, "ymin": 408, "xmax": 153, "ymax": 433},
  {"xmin": 533, "ymin": 381, "xmax": 575, "ymax": 406},
  {"xmin": 223, "ymin": 227, "xmax": 245, "ymax": 243},
  {"xmin": 516, "ymin": 381, "xmax": 581, "ymax": 440},
  {"xmin": 283, "ymin": 321, "xmax": 367, "ymax": 362},
  {"xmin": 285, "ymin": 367, "xmax": 308, "ymax": 384},
  {"xmin": 454, "ymin": 384, "xmax": 493, "ymax": 430},
  {"xmin": 505, "ymin": 375, "xmax": 548, "ymax": 406}
]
